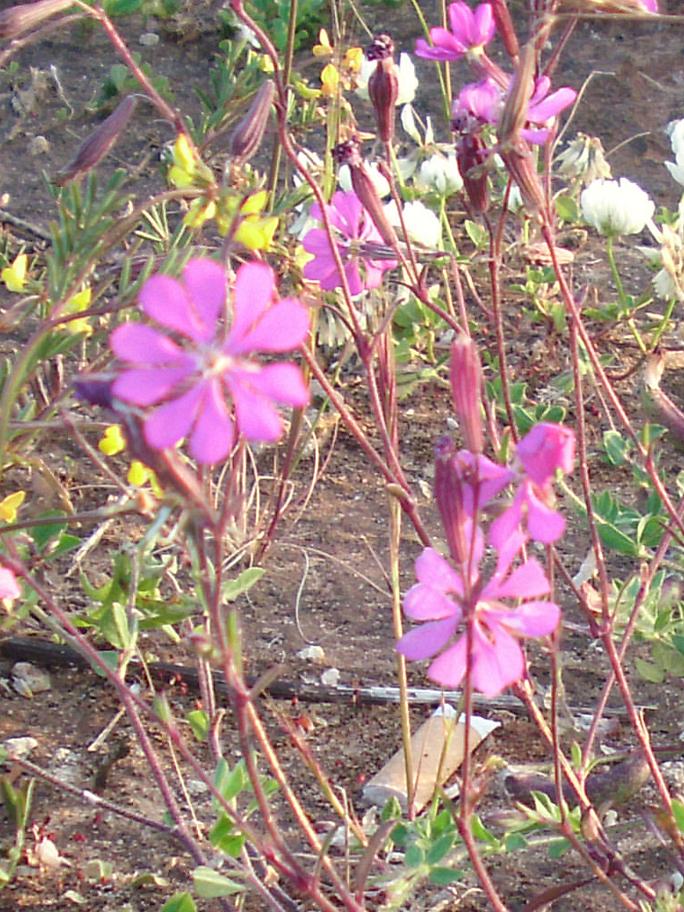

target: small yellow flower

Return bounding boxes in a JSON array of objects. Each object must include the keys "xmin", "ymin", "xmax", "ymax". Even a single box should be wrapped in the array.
[
  {"xmin": 168, "ymin": 133, "xmax": 213, "ymax": 189},
  {"xmin": 99, "ymin": 424, "xmax": 126, "ymax": 456},
  {"xmin": 128, "ymin": 460, "xmax": 162, "ymax": 496},
  {"xmin": 62, "ymin": 287, "xmax": 93, "ymax": 335},
  {"xmin": 1, "ymin": 253, "xmax": 28, "ymax": 293},
  {"xmin": 320, "ymin": 63, "xmax": 340, "ymax": 98},
  {"xmin": 234, "ymin": 215, "xmax": 278, "ymax": 251},
  {"xmin": 344, "ymin": 47, "xmax": 363, "ymax": 74},
  {"xmin": 313, "ymin": 29, "xmax": 333, "ymax": 57},
  {"xmin": 240, "ymin": 190, "xmax": 268, "ymax": 216},
  {"xmin": 183, "ymin": 199, "xmax": 217, "ymax": 229},
  {"xmin": 0, "ymin": 491, "xmax": 25, "ymax": 523}
]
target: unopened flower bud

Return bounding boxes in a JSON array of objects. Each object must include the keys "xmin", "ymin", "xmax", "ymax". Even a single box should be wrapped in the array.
[
  {"xmin": 450, "ymin": 337, "xmax": 484, "ymax": 454},
  {"xmin": 0, "ymin": 0, "xmax": 72, "ymax": 39},
  {"xmin": 333, "ymin": 138, "xmax": 399, "ymax": 246},
  {"xmin": 489, "ymin": 0, "xmax": 519, "ymax": 59},
  {"xmin": 56, "ymin": 95, "xmax": 137, "ymax": 186},
  {"xmin": 366, "ymin": 34, "xmax": 399, "ymax": 143},
  {"xmin": 434, "ymin": 436, "xmax": 468, "ymax": 565},
  {"xmin": 456, "ymin": 134, "xmax": 489, "ymax": 214},
  {"xmin": 501, "ymin": 146, "xmax": 547, "ymax": 214},
  {"xmin": 228, "ymin": 79, "xmax": 275, "ymax": 163},
  {"xmin": 497, "ymin": 42, "xmax": 535, "ymax": 148}
]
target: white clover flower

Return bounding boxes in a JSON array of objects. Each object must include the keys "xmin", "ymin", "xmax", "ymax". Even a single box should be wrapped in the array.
[
  {"xmin": 385, "ymin": 199, "xmax": 442, "ymax": 249},
  {"xmin": 338, "ymin": 162, "xmax": 390, "ymax": 198},
  {"xmin": 665, "ymin": 119, "xmax": 684, "ymax": 187},
  {"xmin": 356, "ymin": 52, "xmax": 418, "ymax": 106},
  {"xmin": 580, "ymin": 177, "xmax": 655, "ymax": 236},
  {"xmin": 417, "ymin": 153, "xmax": 463, "ymax": 196},
  {"xmin": 400, "ymin": 105, "xmax": 434, "ymax": 147}
]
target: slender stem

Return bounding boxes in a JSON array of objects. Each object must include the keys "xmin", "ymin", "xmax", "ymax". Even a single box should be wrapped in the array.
[{"xmin": 605, "ymin": 236, "xmax": 646, "ymax": 354}]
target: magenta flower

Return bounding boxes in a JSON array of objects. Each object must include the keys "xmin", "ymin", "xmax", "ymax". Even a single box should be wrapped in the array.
[
  {"xmin": 302, "ymin": 191, "xmax": 396, "ymax": 295},
  {"xmin": 452, "ymin": 79, "xmax": 503, "ymax": 130},
  {"xmin": 110, "ymin": 258, "xmax": 310, "ymax": 464},
  {"xmin": 490, "ymin": 423, "xmax": 575, "ymax": 547},
  {"xmin": 415, "ymin": 2, "xmax": 496, "ymax": 62},
  {"xmin": 397, "ymin": 531, "xmax": 560, "ymax": 697},
  {"xmin": 520, "ymin": 77, "xmax": 577, "ymax": 145}
]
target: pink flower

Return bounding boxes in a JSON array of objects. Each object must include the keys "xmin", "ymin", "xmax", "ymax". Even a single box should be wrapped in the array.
[
  {"xmin": 397, "ymin": 531, "xmax": 559, "ymax": 697},
  {"xmin": 415, "ymin": 2, "xmax": 496, "ymax": 61},
  {"xmin": 0, "ymin": 567, "xmax": 20, "ymax": 603},
  {"xmin": 520, "ymin": 77, "xmax": 577, "ymax": 145},
  {"xmin": 110, "ymin": 259, "xmax": 310, "ymax": 464},
  {"xmin": 302, "ymin": 191, "xmax": 396, "ymax": 295},
  {"xmin": 490, "ymin": 423, "xmax": 575, "ymax": 546},
  {"xmin": 452, "ymin": 79, "xmax": 503, "ymax": 130}
]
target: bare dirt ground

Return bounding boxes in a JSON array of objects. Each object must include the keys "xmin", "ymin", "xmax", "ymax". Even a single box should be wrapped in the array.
[{"xmin": 1, "ymin": 1, "xmax": 684, "ymax": 910}]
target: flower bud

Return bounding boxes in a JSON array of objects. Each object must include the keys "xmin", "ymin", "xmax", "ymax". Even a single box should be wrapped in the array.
[
  {"xmin": 366, "ymin": 34, "xmax": 399, "ymax": 143},
  {"xmin": 497, "ymin": 42, "xmax": 535, "ymax": 149},
  {"xmin": 450, "ymin": 337, "xmax": 484, "ymax": 454},
  {"xmin": 456, "ymin": 134, "xmax": 489, "ymax": 214},
  {"xmin": 55, "ymin": 95, "xmax": 137, "ymax": 186},
  {"xmin": 434, "ymin": 436, "xmax": 469, "ymax": 565},
  {"xmin": 333, "ymin": 138, "xmax": 399, "ymax": 247},
  {"xmin": 228, "ymin": 79, "xmax": 275, "ymax": 163},
  {"xmin": 0, "ymin": 0, "xmax": 72, "ymax": 39},
  {"xmin": 501, "ymin": 145, "xmax": 547, "ymax": 215},
  {"xmin": 489, "ymin": 0, "xmax": 519, "ymax": 59}
]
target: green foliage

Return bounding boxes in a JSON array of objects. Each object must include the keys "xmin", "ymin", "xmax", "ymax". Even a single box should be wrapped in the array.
[
  {"xmin": 0, "ymin": 777, "xmax": 34, "ymax": 889},
  {"xmin": 91, "ymin": 60, "xmax": 173, "ymax": 113},
  {"xmin": 247, "ymin": 0, "xmax": 326, "ymax": 50}
]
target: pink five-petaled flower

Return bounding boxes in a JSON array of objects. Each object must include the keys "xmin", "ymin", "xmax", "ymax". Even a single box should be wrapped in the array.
[
  {"xmin": 0, "ymin": 567, "xmax": 20, "ymax": 604},
  {"xmin": 490, "ymin": 423, "xmax": 575, "ymax": 547},
  {"xmin": 110, "ymin": 259, "xmax": 310, "ymax": 465},
  {"xmin": 397, "ymin": 530, "xmax": 560, "ymax": 697},
  {"xmin": 302, "ymin": 191, "xmax": 396, "ymax": 295},
  {"xmin": 415, "ymin": 2, "xmax": 496, "ymax": 62}
]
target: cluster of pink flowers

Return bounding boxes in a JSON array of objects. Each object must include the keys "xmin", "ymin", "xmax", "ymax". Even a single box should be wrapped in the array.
[
  {"xmin": 109, "ymin": 258, "xmax": 310, "ymax": 464},
  {"xmin": 397, "ymin": 341, "xmax": 575, "ymax": 697}
]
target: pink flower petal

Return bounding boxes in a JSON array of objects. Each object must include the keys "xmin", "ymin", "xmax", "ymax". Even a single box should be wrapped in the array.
[
  {"xmin": 491, "ymin": 526, "xmax": 527, "ymax": 578},
  {"xmin": 403, "ymin": 582, "xmax": 461, "ymax": 621},
  {"xmin": 329, "ymin": 191, "xmax": 363, "ymax": 237},
  {"xmin": 488, "ymin": 496, "xmax": 523, "ymax": 549},
  {"xmin": 230, "ymin": 261, "xmax": 276, "ymax": 345},
  {"xmin": 180, "ymin": 259, "xmax": 227, "ymax": 340},
  {"xmin": 143, "ymin": 384, "xmax": 204, "ymax": 450},
  {"xmin": 471, "ymin": 624, "xmax": 524, "ymax": 696},
  {"xmin": 528, "ymin": 87, "xmax": 577, "ymax": 124},
  {"xmin": 344, "ymin": 260, "xmax": 364, "ymax": 296},
  {"xmin": 228, "ymin": 374, "xmax": 283, "ymax": 442},
  {"xmin": 110, "ymin": 323, "xmax": 188, "ymax": 365},
  {"xmin": 228, "ymin": 298, "xmax": 309, "ymax": 355},
  {"xmin": 113, "ymin": 366, "xmax": 193, "ymax": 406},
  {"xmin": 0, "ymin": 568, "xmax": 20, "ymax": 600},
  {"xmin": 140, "ymin": 274, "xmax": 209, "ymax": 342},
  {"xmin": 397, "ymin": 617, "xmax": 459, "ymax": 661},
  {"xmin": 517, "ymin": 423, "xmax": 575, "ymax": 485},
  {"xmin": 188, "ymin": 379, "xmax": 234, "ymax": 464},
  {"xmin": 415, "ymin": 36, "xmax": 463, "ymax": 61},
  {"xmin": 491, "ymin": 600, "xmax": 560, "ymax": 637},
  {"xmin": 489, "ymin": 557, "xmax": 550, "ymax": 600},
  {"xmin": 472, "ymin": 2, "xmax": 496, "ymax": 44},
  {"xmin": 427, "ymin": 636, "xmax": 467, "ymax": 688},
  {"xmin": 526, "ymin": 486, "xmax": 566, "ymax": 543},
  {"xmin": 247, "ymin": 363, "xmax": 310, "ymax": 407},
  {"xmin": 415, "ymin": 548, "xmax": 463, "ymax": 592}
]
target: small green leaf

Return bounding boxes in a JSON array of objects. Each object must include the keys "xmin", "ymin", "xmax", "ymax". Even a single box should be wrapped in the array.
[
  {"xmin": 381, "ymin": 796, "xmax": 403, "ymax": 822},
  {"xmin": 547, "ymin": 837, "xmax": 571, "ymax": 858},
  {"xmin": 222, "ymin": 567, "xmax": 265, "ymax": 602},
  {"xmin": 555, "ymin": 194, "xmax": 579, "ymax": 223},
  {"xmin": 161, "ymin": 892, "xmax": 197, "ymax": 912},
  {"xmin": 214, "ymin": 758, "xmax": 248, "ymax": 803},
  {"xmin": 671, "ymin": 798, "xmax": 684, "ymax": 833},
  {"xmin": 426, "ymin": 832, "xmax": 455, "ymax": 865},
  {"xmin": 503, "ymin": 832, "xmax": 528, "ymax": 852},
  {"xmin": 192, "ymin": 866, "xmax": 245, "ymax": 898},
  {"xmin": 130, "ymin": 871, "xmax": 169, "ymax": 888},
  {"xmin": 428, "ymin": 866, "xmax": 464, "ymax": 885},
  {"xmin": 404, "ymin": 843, "xmax": 425, "ymax": 868},
  {"xmin": 603, "ymin": 430, "xmax": 630, "ymax": 466},
  {"xmin": 635, "ymin": 657, "xmax": 665, "ymax": 683},
  {"xmin": 187, "ymin": 710, "xmax": 209, "ymax": 742}
]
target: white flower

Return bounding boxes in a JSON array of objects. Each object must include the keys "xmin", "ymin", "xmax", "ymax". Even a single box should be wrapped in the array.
[
  {"xmin": 401, "ymin": 105, "xmax": 434, "ymax": 147},
  {"xmin": 385, "ymin": 199, "xmax": 442, "ymax": 249},
  {"xmin": 665, "ymin": 119, "xmax": 684, "ymax": 186},
  {"xmin": 338, "ymin": 162, "xmax": 390, "ymax": 198},
  {"xmin": 356, "ymin": 53, "xmax": 418, "ymax": 106},
  {"xmin": 417, "ymin": 153, "xmax": 462, "ymax": 196},
  {"xmin": 580, "ymin": 177, "xmax": 655, "ymax": 236}
]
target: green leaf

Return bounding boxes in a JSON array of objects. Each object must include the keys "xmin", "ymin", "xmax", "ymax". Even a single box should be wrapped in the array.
[
  {"xmin": 404, "ymin": 843, "xmax": 425, "ymax": 868},
  {"xmin": 192, "ymin": 866, "xmax": 245, "ymax": 898},
  {"xmin": 503, "ymin": 832, "xmax": 528, "ymax": 852},
  {"xmin": 547, "ymin": 837, "xmax": 571, "ymax": 858},
  {"xmin": 671, "ymin": 798, "xmax": 684, "ymax": 833},
  {"xmin": 634, "ymin": 657, "xmax": 665, "ymax": 683},
  {"xmin": 428, "ymin": 866, "xmax": 464, "ymax": 885},
  {"xmin": 30, "ymin": 512, "xmax": 67, "ymax": 550},
  {"xmin": 103, "ymin": 0, "xmax": 143, "ymax": 15},
  {"xmin": 464, "ymin": 219, "xmax": 488, "ymax": 248},
  {"xmin": 470, "ymin": 814, "xmax": 498, "ymax": 847},
  {"xmin": 222, "ymin": 567, "xmax": 265, "ymax": 602},
  {"xmin": 603, "ymin": 430, "xmax": 630, "ymax": 466},
  {"xmin": 187, "ymin": 710, "xmax": 209, "ymax": 742},
  {"xmin": 213, "ymin": 758, "xmax": 248, "ymax": 803},
  {"xmin": 209, "ymin": 815, "xmax": 245, "ymax": 858},
  {"xmin": 381, "ymin": 796, "xmax": 403, "ymax": 822},
  {"xmin": 555, "ymin": 194, "xmax": 579, "ymax": 223},
  {"xmin": 596, "ymin": 520, "xmax": 640, "ymax": 557},
  {"xmin": 161, "ymin": 892, "xmax": 197, "ymax": 912},
  {"xmin": 426, "ymin": 832, "xmax": 455, "ymax": 865}
]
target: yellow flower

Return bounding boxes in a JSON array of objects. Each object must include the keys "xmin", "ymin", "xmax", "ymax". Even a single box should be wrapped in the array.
[
  {"xmin": 344, "ymin": 47, "xmax": 363, "ymax": 73},
  {"xmin": 128, "ymin": 461, "xmax": 162, "ymax": 496},
  {"xmin": 240, "ymin": 190, "xmax": 268, "ymax": 215},
  {"xmin": 1, "ymin": 253, "xmax": 28, "ymax": 293},
  {"xmin": 183, "ymin": 199, "xmax": 217, "ymax": 229},
  {"xmin": 0, "ymin": 491, "xmax": 25, "ymax": 523},
  {"xmin": 313, "ymin": 29, "xmax": 333, "ymax": 57},
  {"xmin": 234, "ymin": 215, "xmax": 278, "ymax": 251},
  {"xmin": 320, "ymin": 63, "xmax": 340, "ymax": 98},
  {"xmin": 63, "ymin": 287, "xmax": 93, "ymax": 335},
  {"xmin": 168, "ymin": 133, "xmax": 213, "ymax": 189},
  {"xmin": 99, "ymin": 424, "xmax": 126, "ymax": 456}
]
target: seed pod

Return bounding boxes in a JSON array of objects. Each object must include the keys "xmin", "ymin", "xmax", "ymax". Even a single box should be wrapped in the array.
[
  {"xmin": 0, "ymin": 0, "xmax": 74, "ymax": 40},
  {"xmin": 228, "ymin": 79, "xmax": 275, "ymax": 163},
  {"xmin": 456, "ymin": 134, "xmax": 489, "ymax": 214},
  {"xmin": 333, "ymin": 138, "xmax": 399, "ymax": 247},
  {"xmin": 450, "ymin": 337, "xmax": 484, "ymax": 454},
  {"xmin": 497, "ymin": 41, "xmax": 535, "ymax": 149},
  {"xmin": 489, "ymin": 0, "xmax": 519, "ymax": 59},
  {"xmin": 434, "ymin": 436, "xmax": 469, "ymax": 565},
  {"xmin": 55, "ymin": 95, "xmax": 137, "ymax": 185},
  {"xmin": 501, "ymin": 146, "xmax": 547, "ymax": 215},
  {"xmin": 366, "ymin": 34, "xmax": 399, "ymax": 144}
]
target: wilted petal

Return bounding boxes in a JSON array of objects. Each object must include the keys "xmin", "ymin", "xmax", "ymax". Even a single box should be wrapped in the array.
[
  {"xmin": 228, "ymin": 297, "xmax": 309, "ymax": 355},
  {"xmin": 188, "ymin": 379, "xmax": 234, "ymax": 464},
  {"xmin": 396, "ymin": 617, "xmax": 458, "ymax": 660},
  {"xmin": 113, "ymin": 366, "xmax": 192, "ymax": 406},
  {"xmin": 403, "ymin": 581, "xmax": 461, "ymax": 621},
  {"xmin": 110, "ymin": 323, "xmax": 189, "ymax": 365},
  {"xmin": 143, "ymin": 384, "xmax": 204, "ymax": 450}
]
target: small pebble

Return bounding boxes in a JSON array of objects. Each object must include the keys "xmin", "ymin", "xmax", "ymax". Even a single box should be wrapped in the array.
[
  {"xmin": 3, "ymin": 736, "xmax": 38, "ymax": 759},
  {"xmin": 321, "ymin": 667, "xmax": 340, "ymax": 687},
  {"xmin": 11, "ymin": 662, "xmax": 51, "ymax": 697},
  {"xmin": 29, "ymin": 135, "xmax": 50, "ymax": 156},
  {"xmin": 296, "ymin": 645, "xmax": 325, "ymax": 663},
  {"xmin": 139, "ymin": 32, "xmax": 160, "ymax": 46}
]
